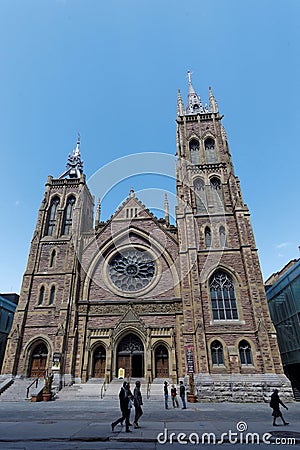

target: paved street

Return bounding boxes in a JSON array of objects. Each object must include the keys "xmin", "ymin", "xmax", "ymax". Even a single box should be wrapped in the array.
[{"xmin": 0, "ymin": 395, "xmax": 299, "ymax": 450}]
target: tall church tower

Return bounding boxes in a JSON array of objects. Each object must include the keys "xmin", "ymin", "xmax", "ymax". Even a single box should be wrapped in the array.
[
  {"xmin": 176, "ymin": 73, "xmax": 290, "ymax": 400},
  {"xmin": 3, "ymin": 138, "xmax": 94, "ymax": 383}
]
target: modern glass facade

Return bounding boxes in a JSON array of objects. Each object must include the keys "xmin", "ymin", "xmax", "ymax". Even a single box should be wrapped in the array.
[
  {"xmin": 266, "ymin": 259, "xmax": 300, "ymax": 395},
  {"xmin": 0, "ymin": 295, "xmax": 18, "ymax": 371}
]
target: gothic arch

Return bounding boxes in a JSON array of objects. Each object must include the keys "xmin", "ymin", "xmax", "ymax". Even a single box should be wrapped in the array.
[
  {"xmin": 90, "ymin": 343, "xmax": 107, "ymax": 378},
  {"xmin": 23, "ymin": 335, "xmax": 53, "ymax": 377},
  {"xmin": 236, "ymin": 337, "xmax": 255, "ymax": 368},
  {"xmin": 206, "ymin": 266, "xmax": 245, "ymax": 322},
  {"xmin": 207, "ymin": 336, "xmax": 228, "ymax": 370},
  {"xmin": 62, "ymin": 195, "xmax": 76, "ymax": 235},
  {"xmin": 204, "ymin": 136, "xmax": 217, "ymax": 163},
  {"xmin": 153, "ymin": 341, "xmax": 170, "ymax": 378},
  {"xmin": 44, "ymin": 195, "xmax": 60, "ymax": 236},
  {"xmin": 49, "ymin": 248, "xmax": 57, "ymax": 269},
  {"xmin": 114, "ymin": 325, "xmax": 146, "ymax": 349},
  {"xmin": 188, "ymin": 137, "xmax": 201, "ymax": 164},
  {"xmin": 115, "ymin": 331, "xmax": 145, "ymax": 378},
  {"xmin": 82, "ymin": 226, "xmax": 180, "ymax": 299}
]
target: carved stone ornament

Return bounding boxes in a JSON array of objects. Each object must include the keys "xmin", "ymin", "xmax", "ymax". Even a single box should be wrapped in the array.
[{"xmin": 108, "ymin": 248, "xmax": 155, "ymax": 292}]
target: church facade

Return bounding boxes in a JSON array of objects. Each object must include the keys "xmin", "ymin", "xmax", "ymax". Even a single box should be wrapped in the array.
[{"xmin": 2, "ymin": 74, "xmax": 291, "ymax": 401}]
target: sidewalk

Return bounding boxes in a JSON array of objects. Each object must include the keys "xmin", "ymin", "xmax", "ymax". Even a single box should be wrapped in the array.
[{"xmin": 0, "ymin": 397, "xmax": 299, "ymax": 449}]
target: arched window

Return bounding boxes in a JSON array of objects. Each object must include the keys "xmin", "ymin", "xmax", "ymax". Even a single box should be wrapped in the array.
[
  {"xmin": 210, "ymin": 177, "xmax": 221, "ymax": 190},
  {"xmin": 211, "ymin": 340, "xmax": 224, "ymax": 366},
  {"xmin": 239, "ymin": 340, "xmax": 253, "ymax": 365},
  {"xmin": 209, "ymin": 270, "xmax": 238, "ymax": 320},
  {"xmin": 210, "ymin": 177, "xmax": 223, "ymax": 210},
  {"xmin": 49, "ymin": 286, "xmax": 55, "ymax": 305},
  {"xmin": 62, "ymin": 196, "xmax": 76, "ymax": 235},
  {"xmin": 205, "ymin": 226, "xmax": 211, "ymax": 248},
  {"xmin": 38, "ymin": 286, "xmax": 45, "ymax": 305},
  {"xmin": 50, "ymin": 250, "xmax": 56, "ymax": 268},
  {"xmin": 219, "ymin": 226, "xmax": 227, "ymax": 248},
  {"xmin": 45, "ymin": 197, "xmax": 60, "ymax": 236},
  {"xmin": 194, "ymin": 178, "xmax": 206, "ymax": 212},
  {"xmin": 205, "ymin": 138, "xmax": 217, "ymax": 163},
  {"xmin": 189, "ymin": 139, "xmax": 201, "ymax": 164}
]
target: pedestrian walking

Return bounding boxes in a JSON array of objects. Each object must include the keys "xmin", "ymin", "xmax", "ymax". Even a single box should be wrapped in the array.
[
  {"xmin": 270, "ymin": 389, "xmax": 289, "ymax": 426},
  {"xmin": 179, "ymin": 381, "xmax": 187, "ymax": 409},
  {"xmin": 133, "ymin": 380, "xmax": 143, "ymax": 428},
  {"xmin": 171, "ymin": 384, "xmax": 179, "ymax": 408},
  {"xmin": 111, "ymin": 381, "xmax": 133, "ymax": 432},
  {"xmin": 164, "ymin": 381, "xmax": 169, "ymax": 409}
]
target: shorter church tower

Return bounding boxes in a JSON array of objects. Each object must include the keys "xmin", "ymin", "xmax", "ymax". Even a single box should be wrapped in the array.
[{"xmin": 2, "ymin": 138, "xmax": 94, "ymax": 384}]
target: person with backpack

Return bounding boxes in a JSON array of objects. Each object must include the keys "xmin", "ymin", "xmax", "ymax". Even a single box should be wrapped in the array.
[{"xmin": 270, "ymin": 389, "xmax": 289, "ymax": 426}]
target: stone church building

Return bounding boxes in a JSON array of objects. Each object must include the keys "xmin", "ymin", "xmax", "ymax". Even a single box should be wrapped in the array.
[{"xmin": 2, "ymin": 74, "xmax": 291, "ymax": 401}]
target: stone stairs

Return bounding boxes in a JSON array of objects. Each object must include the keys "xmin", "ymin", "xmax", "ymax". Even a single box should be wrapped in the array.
[
  {"xmin": 56, "ymin": 377, "xmax": 174, "ymax": 402},
  {"xmin": 56, "ymin": 378, "xmax": 104, "ymax": 401},
  {"xmin": 0, "ymin": 377, "xmax": 43, "ymax": 402}
]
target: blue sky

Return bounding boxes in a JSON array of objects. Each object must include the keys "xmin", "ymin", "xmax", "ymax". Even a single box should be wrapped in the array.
[{"xmin": 0, "ymin": 0, "xmax": 299, "ymax": 293}]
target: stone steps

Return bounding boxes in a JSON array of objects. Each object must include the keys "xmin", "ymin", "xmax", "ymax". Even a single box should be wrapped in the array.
[
  {"xmin": 56, "ymin": 377, "xmax": 174, "ymax": 401},
  {"xmin": 0, "ymin": 378, "xmax": 43, "ymax": 402}
]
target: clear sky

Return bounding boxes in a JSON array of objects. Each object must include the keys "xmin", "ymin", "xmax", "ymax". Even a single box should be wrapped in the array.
[{"xmin": 1, "ymin": 0, "xmax": 299, "ymax": 293}]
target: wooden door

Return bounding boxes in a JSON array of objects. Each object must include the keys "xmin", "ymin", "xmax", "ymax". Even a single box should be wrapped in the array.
[
  {"xmin": 117, "ymin": 355, "xmax": 131, "ymax": 378},
  {"xmin": 92, "ymin": 346, "xmax": 106, "ymax": 378},
  {"xmin": 29, "ymin": 343, "xmax": 48, "ymax": 378},
  {"xmin": 155, "ymin": 345, "xmax": 169, "ymax": 378},
  {"xmin": 93, "ymin": 358, "xmax": 106, "ymax": 377}
]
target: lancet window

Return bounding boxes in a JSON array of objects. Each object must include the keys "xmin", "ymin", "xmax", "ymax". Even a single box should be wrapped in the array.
[
  {"xmin": 239, "ymin": 340, "xmax": 253, "ymax": 365},
  {"xmin": 62, "ymin": 196, "xmax": 76, "ymax": 235},
  {"xmin": 211, "ymin": 340, "xmax": 224, "ymax": 366},
  {"xmin": 45, "ymin": 197, "xmax": 60, "ymax": 236},
  {"xmin": 205, "ymin": 137, "xmax": 217, "ymax": 163},
  {"xmin": 189, "ymin": 139, "xmax": 201, "ymax": 164},
  {"xmin": 209, "ymin": 270, "xmax": 238, "ymax": 320}
]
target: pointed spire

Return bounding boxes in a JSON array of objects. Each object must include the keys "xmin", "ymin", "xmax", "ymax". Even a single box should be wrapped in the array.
[
  {"xmin": 186, "ymin": 71, "xmax": 203, "ymax": 115},
  {"xmin": 164, "ymin": 193, "xmax": 170, "ymax": 226},
  {"xmin": 209, "ymin": 86, "xmax": 219, "ymax": 113},
  {"xmin": 177, "ymin": 89, "xmax": 184, "ymax": 116},
  {"xmin": 95, "ymin": 197, "xmax": 101, "ymax": 226},
  {"xmin": 58, "ymin": 134, "xmax": 84, "ymax": 179}
]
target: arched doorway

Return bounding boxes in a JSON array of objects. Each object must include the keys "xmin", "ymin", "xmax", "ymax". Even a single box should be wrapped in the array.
[
  {"xmin": 116, "ymin": 333, "xmax": 144, "ymax": 378},
  {"xmin": 155, "ymin": 344, "xmax": 169, "ymax": 378},
  {"xmin": 29, "ymin": 342, "xmax": 48, "ymax": 378},
  {"xmin": 92, "ymin": 345, "xmax": 106, "ymax": 378}
]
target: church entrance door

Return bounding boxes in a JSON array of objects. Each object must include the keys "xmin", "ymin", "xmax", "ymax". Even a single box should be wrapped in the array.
[
  {"xmin": 29, "ymin": 343, "xmax": 48, "ymax": 378},
  {"xmin": 155, "ymin": 344, "xmax": 169, "ymax": 378},
  {"xmin": 92, "ymin": 345, "xmax": 106, "ymax": 378},
  {"xmin": 116, "ymin": 333, "xmax": 144, "ymax": 378}
]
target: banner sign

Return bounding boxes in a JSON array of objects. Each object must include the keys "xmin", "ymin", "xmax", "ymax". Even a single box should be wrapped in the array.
[{"xmin": 185, "ymin": 345, "xmax": 195, "ymax": 373}]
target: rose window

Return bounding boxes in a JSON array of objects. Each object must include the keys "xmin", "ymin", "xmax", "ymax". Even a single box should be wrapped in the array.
[{"xmin": 108, "ymin": 249, "xmax": 155, "ymax": 292}]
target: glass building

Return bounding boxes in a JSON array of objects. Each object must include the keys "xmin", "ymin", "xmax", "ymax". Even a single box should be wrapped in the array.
[{"xmin": 266, "ymin": 259, "xmax": 300, "ymax": 399}]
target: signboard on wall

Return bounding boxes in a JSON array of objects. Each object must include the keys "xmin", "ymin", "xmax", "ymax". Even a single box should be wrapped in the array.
[{"xmin": 184, "ymin": 345, "xmax": 195, "ymax": 373}]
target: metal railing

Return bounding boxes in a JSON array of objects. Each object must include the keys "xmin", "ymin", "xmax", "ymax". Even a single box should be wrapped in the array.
[
  {"xmin": 26, "ymin": 370, "xmax": 45, "ymax": 398},
  {"xmin": 147, "ymin": 380, "xmax": 151, "ymax": 399},
  {"xmin": 100, "ymin": 380, "xmax": 107, "ymax": 399}
]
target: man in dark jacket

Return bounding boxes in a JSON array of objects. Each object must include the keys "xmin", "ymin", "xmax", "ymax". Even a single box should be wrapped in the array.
[
  {"xmin": 133, "ymin": 380, "xmax": 143, "ymax": 428},
  {"xmin": 179, "ymin": 381, "xmax": 187, "ymax": 409},
  {"xmin": 111, "ymin": 382, "xmax": 132, "ymax": 432},
  {"xmin": 270, "ymin": 389, "xmax": 289, "ymax": 426}
]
